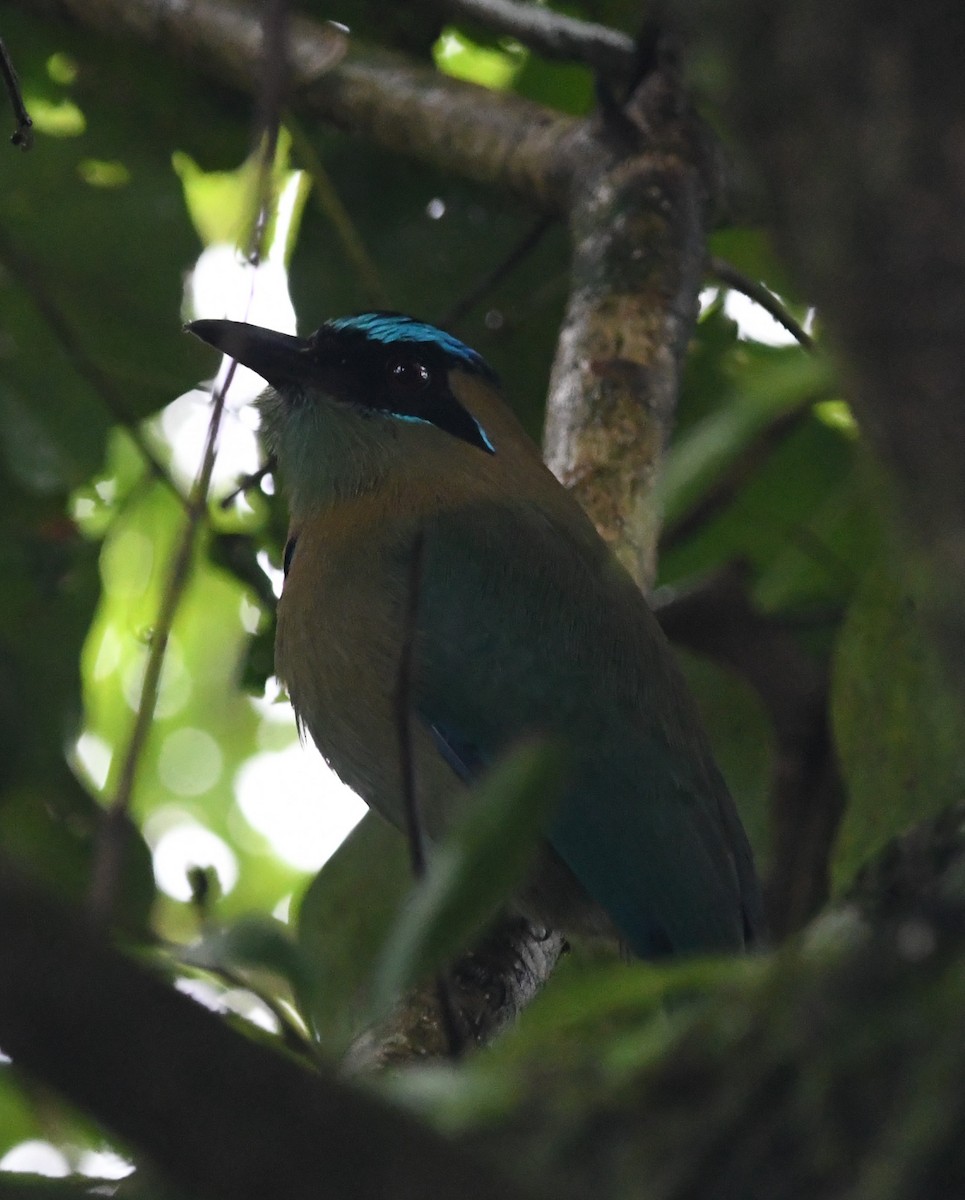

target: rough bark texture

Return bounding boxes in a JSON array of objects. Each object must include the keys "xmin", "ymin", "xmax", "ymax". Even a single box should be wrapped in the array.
[
  {"xmin": 346, "ymin": 918, "xmax": 567, "ymax": 1071},
  {"xmin": 5, "ymin": 810, "xmax": 965, "ymax": 1200},
  {"xmin": 544, "ymin": 66, "xmax": 715, "ymax": 587}
]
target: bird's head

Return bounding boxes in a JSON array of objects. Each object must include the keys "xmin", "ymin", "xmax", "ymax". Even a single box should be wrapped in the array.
[{"xmin": 187, "ymin": 313, "xmax": 506, "ymax": 515}]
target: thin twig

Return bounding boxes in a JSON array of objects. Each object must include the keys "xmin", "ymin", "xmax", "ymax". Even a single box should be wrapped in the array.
[
  {"xmin": 88, "ymin": 0, "xmax": 292, "ymax": 925},
  {"xmin": 709, "ymin": 255, "xmax": 815, "ymax": 351},
  {"xmin": 439, "ymin": 214, "xmax": 553, "ymax": 328},
  {"xmin": 393, "ymin": 529, "xmax": 466, "ymax": 1058},
  {"xmin": 434, "ymin": 0, "xmax": 635, "ymax": 82},
  {"xmin": 88, "ymin": 364, "xmax": 244, "ymax": 924},
  {"xmin": 0, "ymin": 37, "xmax": 33, "ymax": 149},
  {"xmin": 219, "ymin": 462, "xmax": 274, "ymax": 510},
  {"xmin": 0, "ymin": 221, "xmax": 186, "ymax": 506},
  {"xmin": 177, "ymin": 956, "xmax": 321, "ymax": 1066}
]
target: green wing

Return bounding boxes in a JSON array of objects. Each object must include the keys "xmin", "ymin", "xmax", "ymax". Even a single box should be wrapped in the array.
[{"xmin": 414, "ymin": 500, "xmax": 762, "ymax": 957}]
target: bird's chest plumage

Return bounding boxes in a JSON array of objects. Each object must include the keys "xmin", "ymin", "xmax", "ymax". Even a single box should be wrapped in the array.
[
  {"xmin": 273, "ymin": 497, "xmax": 623, "ymax": 943},
  {"xmin": 274, "ymin": 501, "xmax": 461, "ymax": 837}
]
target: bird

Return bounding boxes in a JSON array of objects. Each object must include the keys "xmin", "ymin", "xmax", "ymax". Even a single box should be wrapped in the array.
[{"xmin": 187, "ymin": 312, "xmax": 763, "ymax": 958}]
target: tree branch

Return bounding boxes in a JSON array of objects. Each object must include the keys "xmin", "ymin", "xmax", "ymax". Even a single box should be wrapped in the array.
[
  {"xmin": 0, "ymin": 861, "xmax": 544, "ymax": 1200},
  {"xmin": 708, "ymin": 255, "xmax": 814, "ymax": 351},
  {"xmin": 40, "ymin": 0, "xmax": 579, "ymax": 213},
  {"xmin": 28, "ymin": 0, "xmax": 719, "ymax": 591},
  {"xmin": 346, "ymin": 917, "xmax": 567, "ymax": 1071},
  {"xmin": 543, "ymin": 59, "xmax": 719, "ymax": 587}
]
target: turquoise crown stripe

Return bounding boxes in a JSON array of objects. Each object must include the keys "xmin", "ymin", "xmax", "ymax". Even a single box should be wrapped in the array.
[{"xmin": 327, "ymin": 313, "xmax": 494, "ymax": 377}]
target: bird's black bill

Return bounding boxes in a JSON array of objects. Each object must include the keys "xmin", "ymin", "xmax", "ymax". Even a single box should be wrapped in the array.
[{"xmin": 186, "ymin": 319, "xmax": 311, "ymax": 389}]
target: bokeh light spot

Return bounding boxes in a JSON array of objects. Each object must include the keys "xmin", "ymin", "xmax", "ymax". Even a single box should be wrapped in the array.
[
  {"xmin": 236, "ymin": 743, "xmax": 366, "ymax": 872},
  {"xmin": 151, "ymin": 822, "xmax": 238, "ymax": 900},
  {"xmin": 158, "ymin": 727, "xmax": 224, "ymax": 796}
]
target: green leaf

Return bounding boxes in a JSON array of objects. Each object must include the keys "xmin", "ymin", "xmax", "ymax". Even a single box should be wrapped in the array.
[
  {"xmin": 673, "ymin": 651, "xmax": 775, "ymax": 872},
  {"xmin": 0, "ymin": 7, "xmax": 251, "ymax": 484},
  {"xmin": 182, "ymin": 915, "xmax": 312, "ymax": 998},
  {"xmin": 173, "ymin": 127, "xmax": 310, "ymax": 259},
  {"xmin": 433, "ymin": 28, "xmax": 526, "ymax": 91},
  {"xmin": 831, "ymin": 547, "xmax": 965, "ymax": 890},
  {"xmin": 0, "ymin": 1067, "xmax": 46, "ymax": 1159},
  {"xmin": 659, "ymin": 349, "xmax": 836, "ymax": 527},
  {"xmin": 660, "ymin": 407, "xmax": 871, "ymax": 621},
  {"xmin": 296, "ymin": 813, "xmax": 412, "ymax": 1049},
  {"xmin": 372, "ymin": 741, "xmax": 565, "ymax": 1015}
]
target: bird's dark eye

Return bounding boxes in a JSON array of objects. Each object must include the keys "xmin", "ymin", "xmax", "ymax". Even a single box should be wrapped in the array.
[{"xmin": 386, "ymin": 355, "xmax": 431, "ymax": 394}]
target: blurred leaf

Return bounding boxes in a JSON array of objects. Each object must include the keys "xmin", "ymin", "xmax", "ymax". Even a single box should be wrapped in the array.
[
  {"xmin": 0, "ymin": 1068, "xmax": 45, "ymax": 1159},
  {"xmin": 372, "ymin": 742, "xmax": 565, "ymax": 1015},
  {"xmin": 0, "ymin": 8, "xmax": 250, "ymax": 488},
  {"xmin": 660, "ymin": 412, "xmax": 871, "ymax": 622},
  {"xmin": 0, "ymin": 480, "xmax": 96, "ymax": 787},
  {"xmin": 507, "ymin": 954, "xmax": 764, "ymax": 1069},
  {"xmin": 296, "ymin": 813, "xmax": 411, "ymax": 1049},
  {"xmin": 0, "ymin": 447, "xmax": 157, "ymax": 929},
  {"xmin": 386, "ymin": 953, "xmax": 767, "ymax": 1135},
  {"xmin": 173, "ymin": 127, "xmax": 311, "ymax": 258},
  {"xmin": 659, "ymin": 348, "xmax": 835, "ymax": 527},
  {"xmin": 830, "ymin": 550, "xmax": 965, "ymax": 890},
  {"xmin": 182, "ymin": 915, "xmax": 312, "ymax": 999},
  {"xmin": 674, "ymin": 651, "xmax": 775, "ymax": 871},
  {"xmin": 80, "ymin": 481, "xmax": 298, "ymax": 938},
  {"xmin": 434, "ymin": 28, "xmax": 526, "ymax": 90},
  {"xmin": 666, "ymin": 307, "xmax": 868, "ymax": 624}
]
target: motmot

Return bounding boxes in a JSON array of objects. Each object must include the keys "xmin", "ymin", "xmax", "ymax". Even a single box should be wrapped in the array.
[{"xmin": 188, "ymin": 312, "xmax": 763, "ymax": 958}]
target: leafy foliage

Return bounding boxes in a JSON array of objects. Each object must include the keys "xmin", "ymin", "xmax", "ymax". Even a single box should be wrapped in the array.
[{"xmin": 0, "ymin": 0, "xmax": 961, "ymax": 1195}]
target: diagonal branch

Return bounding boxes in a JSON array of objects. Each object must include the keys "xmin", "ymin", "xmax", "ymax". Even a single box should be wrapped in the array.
[
  {"xmin": 709, "ymin": 255, "xmax": 814, "ymax": 351},
  {"xmin": 0, "ymin": 861, "xmax": 545, "ymax": 1200},
  {"xmin": 41, "ymin": 0, "xmax": 580, "ymax": 211}
]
